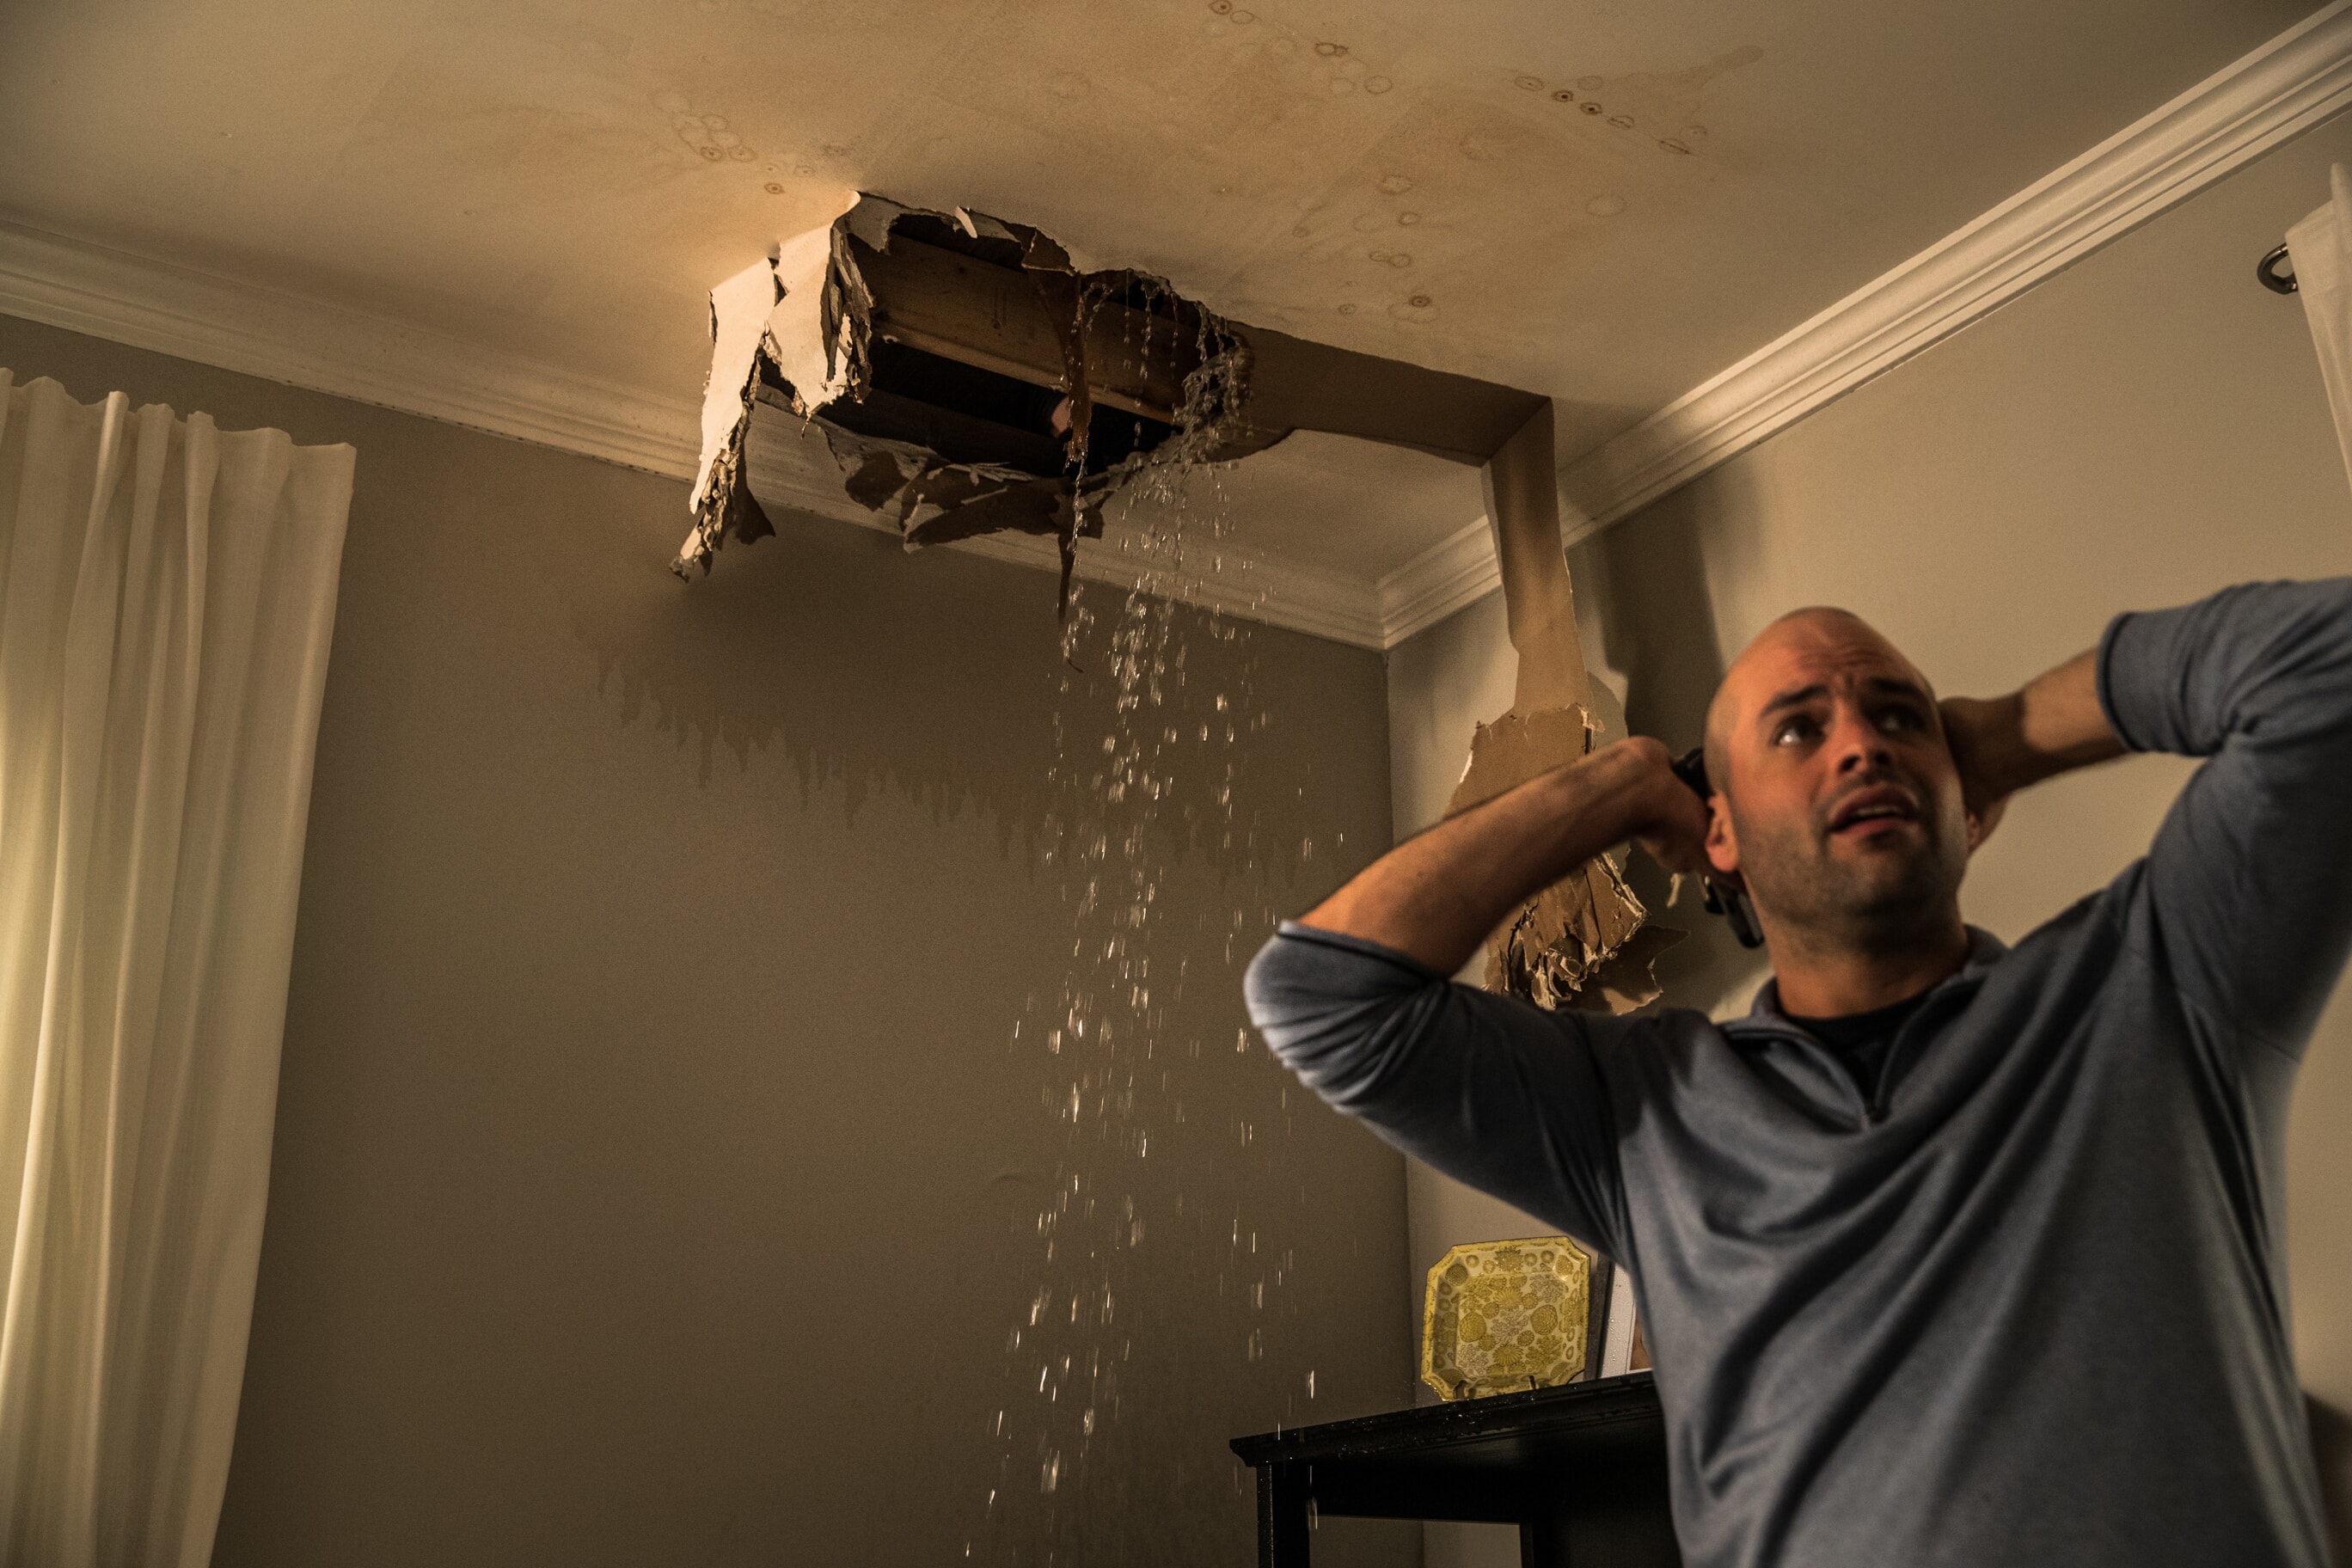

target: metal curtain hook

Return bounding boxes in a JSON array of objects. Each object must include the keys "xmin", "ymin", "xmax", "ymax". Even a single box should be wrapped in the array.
[{"xmin": 2258, "ymin": 243, "xmax": 2298, "ymax": 296}]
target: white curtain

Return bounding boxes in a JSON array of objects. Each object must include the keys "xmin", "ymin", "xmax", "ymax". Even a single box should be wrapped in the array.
[
  {"xmin": 2290, "ymin": 162, "xmax": 2352, "ymax": 493},
  {"xmin": 0, "ymin": 371, "xmax": 352, "ymax": 1566}
]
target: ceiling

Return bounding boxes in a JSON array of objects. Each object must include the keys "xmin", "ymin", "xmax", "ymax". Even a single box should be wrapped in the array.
[{"xmin": 0, "ymin": 0, "xmax": 2323, "ymax": 633}]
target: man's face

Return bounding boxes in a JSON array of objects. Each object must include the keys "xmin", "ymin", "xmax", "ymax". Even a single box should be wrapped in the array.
[{"xmin": 1705, "ymin": 612, "xmax": 1975, "ymax": 956}]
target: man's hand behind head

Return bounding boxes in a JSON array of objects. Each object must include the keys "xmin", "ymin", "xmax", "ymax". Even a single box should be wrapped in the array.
[
  {"xmin": 1616, "ymin": 736, "xmax": 1716, "ymax": 883},
  {"xmin": 1937, "ymin": 651, "xmax": 2122, "ymax": 856},
  {"xmin": 1937, "ymin": 693, "xmax": 2019, "ymax": 851}
]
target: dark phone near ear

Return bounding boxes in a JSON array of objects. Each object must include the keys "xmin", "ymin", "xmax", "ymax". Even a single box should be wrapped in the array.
[{"xmin": 1669, "ymin": 748, "xmax": 1766, "ymax": 949}]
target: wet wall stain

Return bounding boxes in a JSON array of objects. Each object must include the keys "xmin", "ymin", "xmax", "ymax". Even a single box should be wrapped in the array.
[{"xmin": 560, "ymin": 496, "xmax": 1369, "ymax": 889}]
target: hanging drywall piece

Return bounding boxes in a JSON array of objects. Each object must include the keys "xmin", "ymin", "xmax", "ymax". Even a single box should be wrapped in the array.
[
  {"xmin": 1442, "ymin": 407, "xmax": 1681, "ymax": 1014},
  {"xmin": 684, "ymin": 192, "xmax": 858, "ymax": 578}
]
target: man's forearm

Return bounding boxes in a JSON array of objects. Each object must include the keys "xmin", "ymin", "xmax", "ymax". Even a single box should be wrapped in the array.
[
  {"xmin": 1299, "ymin": 738, "xmax": 1680, "ymax": 976},
  {"xmin": 1944, "ymin": 648, "xmax": 2127, "ymax": 824},
  {"xmin": 1988, "ymin": 649, "xmax": 2128, "ymax": 792}
]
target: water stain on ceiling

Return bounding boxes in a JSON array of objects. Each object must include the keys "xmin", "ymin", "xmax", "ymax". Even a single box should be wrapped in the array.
[{"xmin": 0, "ymin": 0, "xmax": 2316, "ymax": 559}]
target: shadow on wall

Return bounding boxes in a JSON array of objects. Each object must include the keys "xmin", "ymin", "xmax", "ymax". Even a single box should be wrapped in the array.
[
  {"xmin": 1575, "ymin": 481, "xmax": 1767, "ymax": 1016},
  {"xmin": 2312, "ymin": 1395, "xmax": 2352, "ymax": 1563}
]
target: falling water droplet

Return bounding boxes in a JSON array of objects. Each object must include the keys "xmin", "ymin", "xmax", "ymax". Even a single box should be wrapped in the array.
[{"xmin": 981, "ymin": 289, "xmax": 1297, "ymax": 1559}]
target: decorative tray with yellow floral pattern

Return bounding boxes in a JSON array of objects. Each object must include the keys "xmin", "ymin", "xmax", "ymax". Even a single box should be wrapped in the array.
[{"xmin": 1421, "ymin": 1237, "xmax": 1593, "ymax": 1401}]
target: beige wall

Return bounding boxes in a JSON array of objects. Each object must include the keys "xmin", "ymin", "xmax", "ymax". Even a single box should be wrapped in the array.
[
  {"xmin": 0, "ymin": 313, "xmax": 1421, "ymax": 1565},
  {"xmin": 1382, "ymin": 557, "xmax": 1627, "ymax": 1565},
  {"xmin": 1388, "ymin": 111, "xmax": 2352, "ymax": 1565},
  {"xmin": 1385, "ymin": 592, "xmax": 1529, "ymax": 1331}
]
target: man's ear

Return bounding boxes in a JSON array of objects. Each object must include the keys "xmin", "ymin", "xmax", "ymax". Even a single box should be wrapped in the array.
[
  {"xmin": 1963, "ymin": 795, "xmax": 2008, "ymax": 854},
  {"xmin": 1705, "ymin": 794, "xmax": 1744, "ymax": 887}
]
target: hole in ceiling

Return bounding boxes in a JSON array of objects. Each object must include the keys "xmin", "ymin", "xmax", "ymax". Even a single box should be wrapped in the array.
[
  {"xmin": 807, "ymin": 340, "xmax": 1178, "ymax": 478},
  {"xmin": 773, "ymin": 207, "xmax": 1194, "ymax": 477}
]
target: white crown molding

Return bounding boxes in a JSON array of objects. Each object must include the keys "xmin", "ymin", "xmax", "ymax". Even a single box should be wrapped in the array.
[
  {"xmin": 1376, "ymin": 517, "xmax": 1501, "ymax": 646},
  {"xmin": 1554, "ymin": 0, "xmax": 2352, "ymax": 543},
  {"xmin": 0, "ymin": 216, "xmax": 704, "ymax": 477},
  {"xmin": 3, "ymin": 3, "xmax": 2344, "ymax": 650},
  {"xmin": 1419, "ymin": 1, "xmax": 2352, "ymax": 629}
]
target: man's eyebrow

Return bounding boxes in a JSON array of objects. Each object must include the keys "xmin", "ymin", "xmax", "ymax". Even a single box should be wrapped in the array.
[
  {"xmin": 1757, "ymin": 683, "xmax": 1828, "ymax": 720},
  {"xmin": 1862, "ymin": 675, "xmax": 1933, "ymax": 703},
  {"xmin": 1756, "ymin": 676, "xmax": 1933, "ymax": 725}
]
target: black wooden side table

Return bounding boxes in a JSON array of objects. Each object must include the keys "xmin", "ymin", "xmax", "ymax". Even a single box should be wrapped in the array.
[{"xmin": 1230, "ymin": 1372, "xmax": 1680, "ymax": 1567}]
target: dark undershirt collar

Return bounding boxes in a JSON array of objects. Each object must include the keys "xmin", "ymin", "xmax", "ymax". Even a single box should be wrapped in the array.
[{"xmin": 1783, "ymin": 991, "xmax": 1934, "ymax": 1097}]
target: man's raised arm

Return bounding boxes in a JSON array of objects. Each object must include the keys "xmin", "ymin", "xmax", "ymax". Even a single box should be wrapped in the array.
[
  {"xmin": 1244, "ymin": 738, "xmax": 1706, "ymax": 1259},
  {"xmin": 2092, "ymin": 579, "xmax": 2352, "ymax": 1052},
  {"xmin": 1301, "ymin": 737, "xmax": 1710, "ymax": 974}
]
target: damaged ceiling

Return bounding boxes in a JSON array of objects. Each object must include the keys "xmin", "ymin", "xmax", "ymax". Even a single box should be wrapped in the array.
[
  {"xmin": 0, "ymin": 0, "xmax": 2318, "ymax": 628},
  {"xmin": 683, "ymin": 192, "xmax": 1570, "ymax": 597}
]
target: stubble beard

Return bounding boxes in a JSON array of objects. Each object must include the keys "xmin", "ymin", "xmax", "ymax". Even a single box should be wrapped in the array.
[{"xmin": 1732, "ymin": 789, "xmax": 1969, "ymax": 962}]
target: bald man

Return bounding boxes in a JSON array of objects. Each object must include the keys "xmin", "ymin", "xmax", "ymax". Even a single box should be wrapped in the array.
[{"xmin": 1246, "ymin": 580, "xmax": 2352, "ymax": 1568}]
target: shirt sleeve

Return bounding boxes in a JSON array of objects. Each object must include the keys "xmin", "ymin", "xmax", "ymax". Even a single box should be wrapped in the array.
[
  {"xmin": 2097, "ymin": 578, "xmax": 2352, "ymax": 1057},
  {"xmin": 1243, "ymin": 922, "xmax": 1632, "ymax": 1261}
]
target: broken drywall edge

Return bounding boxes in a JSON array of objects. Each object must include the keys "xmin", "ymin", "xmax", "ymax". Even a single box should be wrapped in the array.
[
  {"xmin": 690, "ymin": 257, "xmax": 779, "ymax": 519},
  {"xmin": 2288, "ymin": 167, "xmax": 2352, "ymax": 498},
  {"xmin": 681, "ymin": 189, "xmax": 861, "ymax": 575},
  {"xmin": 1443, "ymin": 703, "xmax": 1681, "ymax": 1014},
  {"xmin": 1485, "ymin": 407, "xmax": 1586, "ymax": 716},
  {"xmin": 768, "ymin": 216, "xmax": 861, "ymax": 422}
]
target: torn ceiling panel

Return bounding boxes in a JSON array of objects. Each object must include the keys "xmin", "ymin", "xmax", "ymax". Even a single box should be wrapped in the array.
[
  {"xmin": 681, "ymin": 193, "xmax": 1270, "ymax": 603},
  {"xmin": 1441, "ymin": 407, "xmax": 1680, "ymax": 1014}
]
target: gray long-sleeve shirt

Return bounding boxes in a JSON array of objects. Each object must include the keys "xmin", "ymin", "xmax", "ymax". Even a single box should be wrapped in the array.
[{"xmin": 1245, "ymin": 580, "xmax": 2352, "ymax": 1568}]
